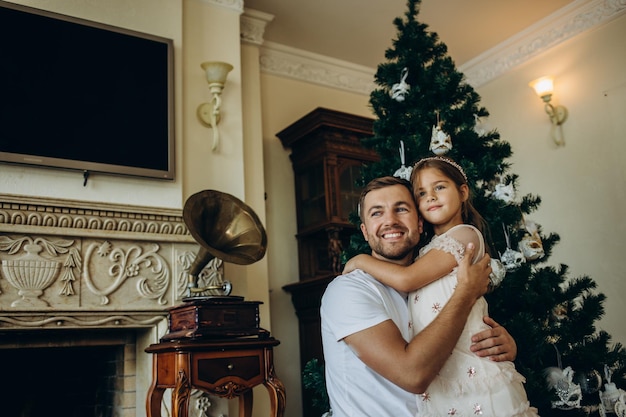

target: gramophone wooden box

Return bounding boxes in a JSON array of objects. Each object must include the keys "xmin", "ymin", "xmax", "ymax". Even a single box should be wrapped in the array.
[{"xmin": 161, "ymin": 296, "xmax": 268, "ymax": 341}]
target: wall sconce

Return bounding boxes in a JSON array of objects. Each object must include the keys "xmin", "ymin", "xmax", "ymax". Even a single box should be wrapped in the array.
[
  {"xmin": 528, "ymin": 76, "xmax": 568, "ymax": 146},
  {"xmin": 197, "ymin": 61, "xmax": 233, "ymax": 151}
]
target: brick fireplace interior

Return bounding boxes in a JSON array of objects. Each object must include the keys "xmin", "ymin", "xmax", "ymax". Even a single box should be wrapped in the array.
[{"xmin": 0, "ymin": 328, "xmax": 142, "ymax": 417}]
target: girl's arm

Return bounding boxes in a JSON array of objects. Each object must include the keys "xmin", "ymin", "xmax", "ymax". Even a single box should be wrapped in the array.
[
  {"xmin": 343, "ymin": 249, "xmax": 457, "ymax": 293},
  {"xmin": 342, "ymin": 225, "xmax": 484, "ymax": 293}
]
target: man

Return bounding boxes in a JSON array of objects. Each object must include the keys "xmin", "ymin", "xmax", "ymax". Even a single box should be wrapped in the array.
[{"xmin": 321, "ymin": 176, "xmax": 516, "ymax": 417}]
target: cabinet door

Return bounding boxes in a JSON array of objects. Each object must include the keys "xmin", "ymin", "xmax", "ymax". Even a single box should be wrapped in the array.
[
  {"xmin": 296, "ymin": 163, "xmax": 326, "ymax": 230},
  {"xmin": 338, "ymin": 161, "xmax": 364, "ymax": 221}
]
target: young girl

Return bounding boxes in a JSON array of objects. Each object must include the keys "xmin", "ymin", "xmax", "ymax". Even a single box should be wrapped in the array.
[{"xmin": 344, "ymin": 156, "xmax": 537, "ymax": 417}]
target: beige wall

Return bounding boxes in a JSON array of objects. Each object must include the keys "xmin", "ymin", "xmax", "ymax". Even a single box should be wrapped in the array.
[{"xmin": 183, "ymin": 0, "xmax": 246, "ymax": 201}]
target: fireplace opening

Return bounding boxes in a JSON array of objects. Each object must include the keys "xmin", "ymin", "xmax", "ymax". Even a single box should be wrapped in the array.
[
  {"xmin": 0, "ymin": 328, "xmax": 144, "ymax": 417},
  {"xmin": 1, "ymin": 344, "xmax": 121, "ymax": 417}
]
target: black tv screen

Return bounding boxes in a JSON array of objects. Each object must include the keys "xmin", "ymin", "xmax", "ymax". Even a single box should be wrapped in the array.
[{"xmin": 0, "ymin": 1, "xmax": 175, "ymax": 180}]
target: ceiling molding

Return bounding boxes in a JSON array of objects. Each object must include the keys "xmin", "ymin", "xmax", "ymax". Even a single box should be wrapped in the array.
[
  {"xmin": 259, "ymin": 41, "xmax": 376, "ymax": 95},
  {"xmin": 259, "ymin": 0, "xmax": 625, "ymax": 95},
  {"xmin": 461, "ymin": 0, "xmax": 626, "ymax": 87},
  {"xmin": 241, "ymin": 9, "xmax": 275, "ymax": 45},
  {"xmin": 199, "ymin": 0, "xmax": 243, "ymax": 14}
]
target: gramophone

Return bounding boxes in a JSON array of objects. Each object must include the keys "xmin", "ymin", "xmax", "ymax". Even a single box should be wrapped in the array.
[{"xmin": 161, "ymin": 190, "xmax": 269, "ymax": 341}]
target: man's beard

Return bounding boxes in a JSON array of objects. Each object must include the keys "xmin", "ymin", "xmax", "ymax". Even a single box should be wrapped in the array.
[{"xmin": 369, "ymin": 239, "xmax": 416, "ymax": 261}]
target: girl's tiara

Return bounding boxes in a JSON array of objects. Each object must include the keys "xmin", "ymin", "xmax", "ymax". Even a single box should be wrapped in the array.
[{"xmin": 415, "ymin": 156, "xmax": 468, "ymax": 182}]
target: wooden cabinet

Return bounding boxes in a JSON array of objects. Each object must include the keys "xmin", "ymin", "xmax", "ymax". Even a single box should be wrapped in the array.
[
  {"xmin": 278, "ymin": 107, "xmax": 377, "ymax": 417},
  {"xmin": 278, "ymin": 107, "xmax": 377, "ymax": 280}
]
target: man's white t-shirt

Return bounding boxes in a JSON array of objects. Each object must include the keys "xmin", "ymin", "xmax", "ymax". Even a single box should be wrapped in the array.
[{"xmin": 321, "ymin": 269, "xmax": 417, "ymax": 417}]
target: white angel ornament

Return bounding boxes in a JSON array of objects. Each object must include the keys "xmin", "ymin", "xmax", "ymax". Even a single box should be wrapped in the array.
[
  {"xmin": 518, "ymin": 219, "xmax": 545, "ymax": 261},
  {"xmin": 492, "ymin": 181, "xmax": 516, "ymax": 204},
  {"xmin": 501, "ymin": 247, "xmax": 525, "ymax": 271},
  {"xmin": 489, "ymin": 258, "xmax": 506, "ymax": 289},
  {"xmin": 390, "ymin": 67, "xmax": 410, "ymax": 102},
  {"xmin": 500, "ymin": 224, "xmax": 525, "ymax": 271},
  {"xmin": 545, "ymin": 366, "xmax": 582, "ymax": 410},
  {"xmin": 473, "ymin": 113, "xmax": 490, "ymax": 136},
  {"xmin": 429, "ymin": 123, "xmax": 452, "ymax": 155},
  {"xmin": 393, "ymin": 140, "xmax": 413, "ymax": 181}
]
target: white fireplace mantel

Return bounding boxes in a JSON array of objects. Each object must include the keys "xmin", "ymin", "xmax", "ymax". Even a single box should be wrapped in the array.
[{"xmin": 0, "ymin": 194, "xmax": 199, "ymax": 329}]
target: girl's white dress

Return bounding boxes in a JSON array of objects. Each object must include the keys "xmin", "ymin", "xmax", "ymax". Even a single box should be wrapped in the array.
[{"xmin": 410, "ymin": 224, "xmax": 538, "ymax": 417}]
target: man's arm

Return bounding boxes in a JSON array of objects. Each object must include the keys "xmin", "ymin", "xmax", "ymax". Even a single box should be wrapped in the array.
[{"xmin": 344, "ymin": 243, "xmax": 491, "ymax": 394}]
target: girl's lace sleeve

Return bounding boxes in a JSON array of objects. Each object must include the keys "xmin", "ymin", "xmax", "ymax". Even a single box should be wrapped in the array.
[{"xmin": 420, "ymin": 234, "xmax": 466, "ymax": 264}]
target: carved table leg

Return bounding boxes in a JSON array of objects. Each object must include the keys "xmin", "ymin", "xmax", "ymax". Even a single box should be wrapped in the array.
[
  {"xmin": 264, "ymin": 350, "xmax": 286, "ymax": 417},
  {"xmin": 146, "ymin": 385, "xmax": 165, "ymax": 417},
  {"xmin": 147, "ymin": 353, "xmax": 165, "ymax": 417},
  {"xmin": 239, "ymin": 389, "xmax": 253, "ymax": 417},
  {"xmin": 265, "ymin": 377, "xmax": 286, "ymax": 417},
  {"xmin": 265, "ymin": 368, "xmax": 286, "ymax": 416},
  {"xmin": 172, "ymin": 370, "xmax": 191, "ymax": 417}
]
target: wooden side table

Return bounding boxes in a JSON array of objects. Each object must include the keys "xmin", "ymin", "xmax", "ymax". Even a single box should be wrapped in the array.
[{"xmin": 145, "ymin": 337, "xmax": 285, "ymax": 417}]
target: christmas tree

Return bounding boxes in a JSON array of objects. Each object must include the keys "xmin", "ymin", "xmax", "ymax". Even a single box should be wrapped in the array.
[{"xmin": 343, "ymin": 0, "xmax": 626, "ymax": 415}]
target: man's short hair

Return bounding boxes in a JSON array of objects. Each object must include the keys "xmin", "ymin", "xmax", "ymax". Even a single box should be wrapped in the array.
[{"xmin": 358, "ymin": 176, "xmax": 414, "ymax": 223}]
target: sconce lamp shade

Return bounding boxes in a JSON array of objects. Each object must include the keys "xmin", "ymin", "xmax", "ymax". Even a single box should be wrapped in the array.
[
  {"xmin": 198, "ymin": 61, "xmax": 233, "ymax": 152},
  {"xmin": 528, "ymin": 75, "xmax": 567, "ymax": 146},
  {"xmin": 201, "ymin": 61, "xmax": 233, "ymax": 85},
  {"xmin": 529, "ymin": 76, "xmax": 554, "ymax": 101}
]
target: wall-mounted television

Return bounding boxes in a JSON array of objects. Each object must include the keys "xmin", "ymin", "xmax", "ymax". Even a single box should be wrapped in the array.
[{"xmin": 0, "ymin": 1, "xmax": 175, "ymax": 180}]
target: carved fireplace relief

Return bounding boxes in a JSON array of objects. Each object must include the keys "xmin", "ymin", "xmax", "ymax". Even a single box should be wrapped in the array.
[{"xmin": 0, "ymin": 194, "xmax": 227, "ymax": 417}]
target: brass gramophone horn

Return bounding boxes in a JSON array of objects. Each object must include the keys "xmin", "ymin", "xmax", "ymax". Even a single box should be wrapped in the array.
[{"xmin": 183, "ymin": 190, "xmax": 267, "ymax": 297}]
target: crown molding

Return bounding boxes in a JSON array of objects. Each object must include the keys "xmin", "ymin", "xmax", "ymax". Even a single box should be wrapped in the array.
[
  {"xmin": 241, "ymin": 8, "xmax": 275, "ymax": 45},
  {"xmin": 461, "ymin": 0, "xmax": 626, "ymax": 87},
  {"xmin": 198, "ymin": 0, "xmax": 243, "ymax": 14},
  {"xmin": 259, "ymin": 0, "xmax": 625, "ymax": 94},
  {"xmin": 259, "ymin": 41, "xmax": 376, "ymax": 95}
]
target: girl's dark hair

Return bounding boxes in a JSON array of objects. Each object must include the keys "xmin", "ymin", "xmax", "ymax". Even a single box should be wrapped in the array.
[{"xmin": 410, "ymin": 157, "xmax": 495, "ymax": 256}]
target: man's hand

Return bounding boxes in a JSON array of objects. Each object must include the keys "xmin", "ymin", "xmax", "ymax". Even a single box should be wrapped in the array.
[
  {"xmin": 455, "ymin": 242, "xmax": 491, "ymax": 300},
  {"xmin": 470, "ymin": 316, "xmax": 518, "ymax": 362}
]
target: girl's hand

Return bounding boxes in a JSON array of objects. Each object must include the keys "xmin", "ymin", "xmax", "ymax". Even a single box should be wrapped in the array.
[{"xmin": 342, "ymin": 254, "xmax": 368, "ymax": 274}]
